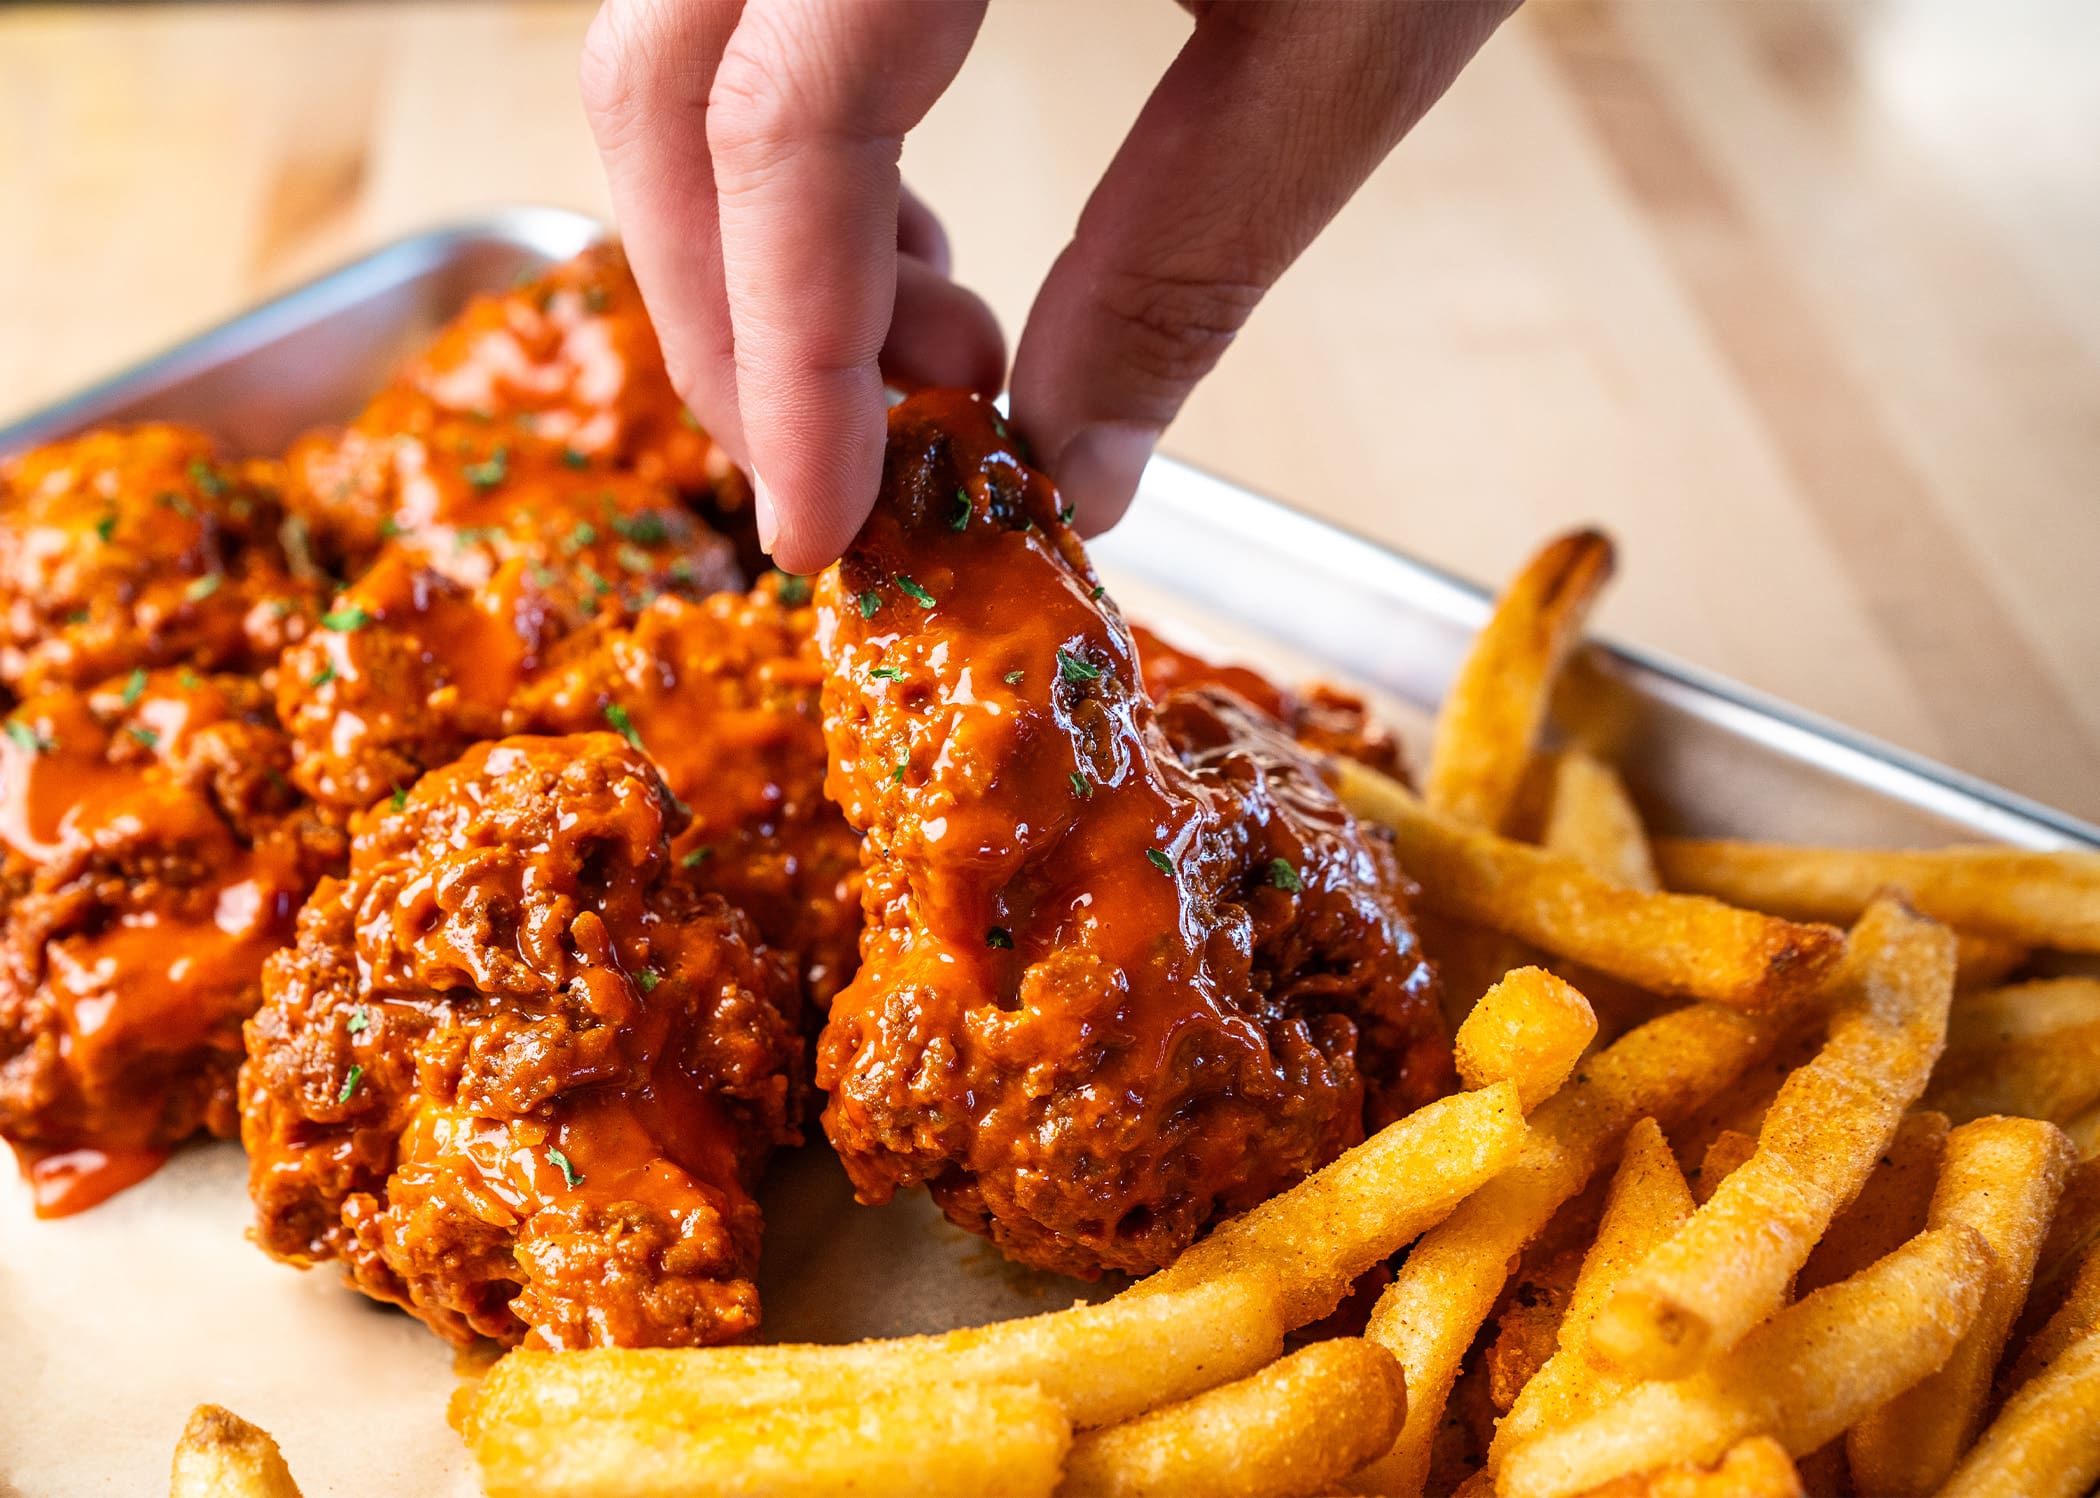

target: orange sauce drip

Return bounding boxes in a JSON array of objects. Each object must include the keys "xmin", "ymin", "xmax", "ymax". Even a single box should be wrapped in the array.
[{"xmin": 15, "ymin": 1142, "xmax": 173, "ymax": 1217}]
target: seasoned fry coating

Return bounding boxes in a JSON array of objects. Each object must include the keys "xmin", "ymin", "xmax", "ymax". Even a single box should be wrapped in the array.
[
  {"xmin": 0, "ymin": 671, "xmax": 342, "ymax": 1213},
  {"xmin": 814, "ymin": 390, "xmax": 1447, "ymax": 1279},
  {"xmin": 241, "ymin": 733, "xmax": 805, "ymax": 1349},
  {"xmin": 506, "ymin": 578, "xmax": 861, "ymax": 1008},
  {"xmin": 276, "ymin": 440, "xmax": 740, "ymax": 815},
  {"xmin": 0, "ymin": 424, "xmax": 322, "ymax": 693}
]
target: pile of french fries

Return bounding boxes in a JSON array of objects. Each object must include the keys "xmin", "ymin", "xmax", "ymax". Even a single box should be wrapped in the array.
[{"xmin": 215, "ymin": 529, "xmax": 2099, "ymax": 1497}]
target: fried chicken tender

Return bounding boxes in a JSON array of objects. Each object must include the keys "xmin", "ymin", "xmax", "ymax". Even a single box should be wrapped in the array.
[
  {"xmin": 507, "ymin": 576, "xmax": 862, "ymax": 1008},
  {"xmin": 275, "ymin": 439, "xmax": 741, "ymax": 816},
  {"xmin": 241, "ymin": 733, "xmax": 805, "ymax": 1349},
  {"xmin": 0, "ymin": 670, "xmax": 343, "ymax": 1214},
  {"xmin": 0, "ymin": 424, "xmax": 322, "ymax": 693},
  {"xmin": 814, "ymin": 391, "xmax": 1449, "ymax": 1279},
  {"xmin": 285, "ymin": 244, "xmax": 744, "ymax": 574}
]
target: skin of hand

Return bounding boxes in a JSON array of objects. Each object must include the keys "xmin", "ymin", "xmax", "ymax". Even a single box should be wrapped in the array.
[{"xmin": 582, "ymin": 0, "xmax": 1519, "ymax": 574}]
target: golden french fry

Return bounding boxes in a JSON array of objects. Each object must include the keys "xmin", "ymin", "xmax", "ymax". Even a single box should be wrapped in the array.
[
  {"xmin": 1426, "ymin": 529, "xmax": 1615, "ymax": 832},
  {"xmin": 1454, "ymin": 967, "xmax": 1598, "ymax": 1112},
  {"xmin": 1142, "ymin": 1082, "xmax": 1526, "ymax": 1329},
  {"xmin": 1650, "ymin": 839, "xmax": 2100, "ymax": 953},
  {"xmin": 1587, "ymin": 897, "xmax": 1955, "ymax": 1380},
  {"xmin": 1954, "ymin": 930, "xmax": 2030, "ymax": 990},
  {"xmin": 470, "ymin": 1273, "xmax": 1280, "ymax": 1438},
  {"xmin": 1924, "ymin": 978, "xmax": 2100, "ymax": 1125},
  {"xmin": 2002, "ymin": 1246, "xmax": 2100, "ymax": 1399},
  {"xmin": 1497, "ymin": 1225, "xmax": 1994, "ymax": 1498},
  {"xmin": 2063, "ymin": 1098, "xmax": 2100, "ymax": 1158},
  {"xmin": 1355, "ymin": 999, "xmax": 1797, "ymax": 1493},
  {"xmin": 1568, "ymin": 1435, "xmax": 1804, "ymax": 1498},
  {"xmin": 1335, "ymin": 760, "xmax": 1845, "ymax": 1012},
  {"xmin": 474, "ymin": 1381, "xmax": 1070, "ymax": 1498},
  {"xmin": 169, "ymin": 1405, "xmax": 305, "ymax": 1498},
  {"xmin": 1936, "ymin": 1320, "xmax": 2100, "ymax": 1498},
  {"xmin": 1491, "ymin": 1118, "xmax": 1695, "ymax": 1465},
  {"xmin": 1847, "ymin": 1115, "xmax": 2074, "ymax": 1495},
  {"xmin": 1543, "ymin": 748, "xmax": 1658, "ymax": 892},
  {"xmin": 1795, "ymin": 1110, "xmax": 1949, "ymax": 1297},
  {"xmin": 1057, "ymin": 1338, "xmax": 1404, "ymax": 1498},
  {"xmin": 1692, "ymin": 1130, "xmax": 1758, "ymax": 1207}
]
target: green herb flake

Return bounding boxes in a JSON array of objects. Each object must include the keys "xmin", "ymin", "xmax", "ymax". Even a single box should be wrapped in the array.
[
  {"xmin": 185, "ymin": 573, "xmax": 224, "ymax": 602},
  {"xmin": 1145, "ymin": 848, "xmax": 1174, "ymax": 876},
  {"xmin": 890, "ymin": 760, "xmax": 907, "ymax": 786},
  {"xmin": 985, "ymin": 926, "xmax": 1014, "ymax": 950},
  {"xmin": 774, "ymin": 572, "xmax": 811, "ymax": 606},
  {"xmin": 178, "ymin": 669, "xmax": 202, "ymax": 691},
  {"xmin": 1057, "ymin": 649, "xmax": 1101, "ymax": 683},
  {"xmin": 681, "ymin": 846, "xmax": 714, "ymax": 869},
  {"xmin": 1004, "ymin": 669, "xmax": 1025, "ymax": 685},
  {"xmin": 127, "ymin": 726, "xmax": 160, "ymax": 749},
  {"xmin": 549, "ymin": 1147, "xmax": 584, "ymax": 1189},
  {"xmin": 613, "ymin": 512, "xmax": 670, "ymax": 546},
  {"xmin": 530, "ymin": 563, "xmax": 558, "ymax": 588},
  {"xmin": 389, "ymin": 785, "xmax": 409, "ymax": 812},
  {"xmin": 561, "ymin": 448, "xmax": 589, "ymax": 470},
  {"xmin": 870, "ymin": 665, "xmax": 903, "ymax": 681},
  {"xmin": 678, "ymin": 407, "xmax": 702, "ymax": 431},
  {"xmin": 5, "ymin": 722, "xmax": 49, "ymax": 755},
  {"xmin": 159, "ymin": 490, "xmax": 196, "ymax": 519},
  {"xmin": 377, "ymin": 517, "xmax": 403, "ymax": 539},
  {"xmin": 603, "ymin": 703, "xmax": 644, "ymax": 749},
  {"xmin": 95, "ymin": 512, "xmax": 118, "ymax": 544},
  {"xmin": 895, "ymin": 575, "xmax": 935, "ymax": 608},
  {"xmin": 121, "ymin": 668, "xmax": 148, "ymax": 707},
  {"xmin": 616, "ymin": 544, "xmax": 654, "ymax": 574},
  {"xmin": 1090, "ymin": 584, "xmax": 1105, "ymax": 601},
  {"xmin": 565, "ymin": 522, "xmax": 599, "ymax": 553},
  {"xmin": 951, "ymin": 488, "xmax": 971, "ymax": 531},
  {"xmin": 1266, "ymin": 858, "xmax": 1303, "ymax": 893},
  {"xmin": 337, "ymin": 1065, "xmax": 363, "ymax": 1104},
  {"xmin": 858, "ymin": 590, "xmax": 882, "ymax": 620},
  {"xmin": 187, "ymin": 460, "xmax": 227, "ymax": 498},
  {"xmin": 636, "ymin": 969, "xmax": 660, "ymax": 993},
  {"xmin": 583, "ymin": 285, "xmax": 610, "ymax": 314},
  {"xmin": 1059, "ymin": 504, "xmax": 1075, "ymax": 524},
  {"xmin": 582, "ymin": 568, "xmax": 612, "ymax": 598},
  {"xmin": 322, "ymin": 605, "xmax": 371, "ymax": 632},
  {"xmin": 1069, "ymin": 772, "xmax": 1092, "ymax": 798},
  {"xmin": 310, "ymin": 662, "xmax": 337, "ymax": 689},
  {"xmin": 463, "ymin": 446, "xmax": 510, "ymax": 491},
  {"xmin": 346, "ymin": 1006, "xmax": 369, "ymax": 1036}
]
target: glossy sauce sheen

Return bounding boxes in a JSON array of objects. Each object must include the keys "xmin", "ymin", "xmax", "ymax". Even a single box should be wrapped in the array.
[{"xmin": 815, "ymin": 390, "xmax": 1447, "ymax": 1278}]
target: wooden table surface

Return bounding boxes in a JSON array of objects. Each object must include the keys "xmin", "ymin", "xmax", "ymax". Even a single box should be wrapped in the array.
[{"xmin": 4, "ymin": 0, "xmax": 2096, "ymax": 821}]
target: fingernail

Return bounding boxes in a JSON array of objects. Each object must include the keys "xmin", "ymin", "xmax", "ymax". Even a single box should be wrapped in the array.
[
  {"xmin": 752, "ymin": 473, "xmax": 779, "ymax": 555},
  {"xmin": 1053, "ymin": 422, "xmax": 1159, "ymax": 529}
]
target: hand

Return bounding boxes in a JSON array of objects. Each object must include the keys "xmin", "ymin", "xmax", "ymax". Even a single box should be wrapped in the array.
[{"xmin": 582, "ymin": 0, "xmax": 1517, "ymax": 573}]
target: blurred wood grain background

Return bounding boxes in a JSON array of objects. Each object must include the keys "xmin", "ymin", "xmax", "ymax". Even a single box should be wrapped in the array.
[{"xmin": 3, "ymin": 0, "xmax": 2096, "ymax": 819}]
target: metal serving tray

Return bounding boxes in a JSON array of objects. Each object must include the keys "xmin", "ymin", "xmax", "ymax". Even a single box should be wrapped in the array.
[{"xmin": 3, "ymin": 208, "xmax": 2095, "ymax": 1497}]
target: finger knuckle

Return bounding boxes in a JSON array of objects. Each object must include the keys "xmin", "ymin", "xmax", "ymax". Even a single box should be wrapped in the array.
[{"xmin": 1095, "ymin": 269, "xmax": 1265, "ymax": 400}]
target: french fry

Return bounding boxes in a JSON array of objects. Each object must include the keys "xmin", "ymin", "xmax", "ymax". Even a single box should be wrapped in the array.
[
  {"xmin": 1496, "ymin": 1225, "xmax": 1994, "ymax": 1498},
  {"xmin": 1692, "ymin": 1130, "xmax": 1758, "ymax": 1207},
  {"xmin": 1795, "ymin": 1110, "xmax": 1949, "ymax": 1297},
  {"xmin": 1335, "ymin": 760, "xmax": 1844, "ymax": 1012},
  {"xmin": 1587, "ymin": 897, "xmax": 1954, "ymax": 1380},
  {"xmin": 169, "ymin": 1405, "xmax": 305, "ymax": 1498},
  {"xmin": 1057, "ymin": 1338, "xmax": 1404, "ymax": 1498},
  {"xmin": 1569, "ymin": 1435, "xmax": 1804, "ymax": 1498},
  {"xmin": 1142, "ymin": 1082, "xmax": 1526, "ymax": 1328},
  {"xmin": 2026, "ymin": 1155, "xmax": 2100, "ymax": 1320},
  {"xmin": 1542, "ymin": 748, "xmax": 1658, "ymax": 892},
  {"xmin": 1954, "ymin": 931, "xmax": 2030, "ymax": 990},
  {"xmin": 1650, "ymin": 839, "xmax": 2100, "ymax": 952},
  {"xmin": 1491, "ymin": 1118, "xmax": 1695, "ymax": 1465},
  {"xmin": 1936, "ymin": 1320, "xmax": 2100, "ymax": 1498},
  {"xmin": 469, "ymin": 1273, "xmax": 1280, "ymax": 1438},
  {"xmin": 474, "ymin": 1381, "xmax": 1070, "ymax": 1498},
  {"xmin": 1354, "ymin": 999, "xmax": 1797, "ymax": 1493},
  {"xmin": 1846, "ymin": 1115, "xmax": 2074, "ymax": 1495},
  {"xmin": 1425, "ymin": 529, "xmax": 1615, "ymax": 832},
  {"xmin": 1454, "ymin": 967, "xmax": 1598, "ymax": 1112},
  {"xmin": 2063, "ymin": 1098, "xmax": 2100, "ymax": 1158},
  {"xmin": 2001, "ymin": 1247, "xmax": 2100, "ymax": 1399},
  {"xmin": 1924, "ymin": 978, "xmax": 2100, "ymax": 1125}
]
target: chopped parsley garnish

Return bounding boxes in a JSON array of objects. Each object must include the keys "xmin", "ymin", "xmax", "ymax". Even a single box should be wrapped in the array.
[
  {"xmin": 452, "ymin": 525, "xmax": 501, "ymax": 549},
  {"xmin": 1090, "ymin": 584, "xmax": 1105, "ymax": 601},
  {"xmin": 858, "ymin": 590, "xmax": 881, "ymax": 619},
  {"xmin": 870, "ymin": 665, "xmax": 902, "ymax": 680},
  {"xmin": 530, "ymin": 563, "xmax": 558, "ymax": 588},
  {"xmin": 951, "ymin": 487, "xmax": 971, "ymax": 531},
  {"xmin": 583, "ymin": 284, "xmax": 610, "ymax": 314},
  {"xmin": 895, "ymin": 575, "xmax": 935, "ymax": 608},
  {"xmin": 616, "ymin": 544, "xmax": 654, "ymax": 574},
  {"xmin": 583, "ymin": 567, "xmax": 612, "ymax": 597},
  {"xmin": 5, "ymin": 722, "xmax": 49, "ymax": 755},
  {"xmin": 463, "ymin": 446, "xmax": 510, "ymax": 490},
  {"xmin": 389, "ymin": 785, "xmax": 409, "ymax": 812},
  {"xmin": 178, "ymin": 669, "xmax": 202, "ymax": 691},
  {"xmin": 561, "ymin": 447, "xmax": 589, "ymax": 470},
  {"xmin": 159, "ymin": 490, "xmax": 196, "ymax": 519},
  {"xmin": 322, "ymin": 605, "xmax": 371, "ymax": 632},
  {"xmin": 549, "ymin": 1147, "xmax": 584, "ymax": 1189},
  {"xmin": 1059, "ymin": 504, "xmax": 1075, "ymax": 524},
  {"xmin": 337, "ymin": 1065, "xmax": 363, "ymax": 1104},
  {"xmin": 681, "ymin": 846, "xmax": 714, "ymax": 869},
  {"xmin": 1057, "ymin": 649, "xmax": 1101, "ymax": 683},
  {"xmin": 346, "ymin": 1006, "xmax": 368, "ymax": 1036},
  {"xmin": 986, "ymin": 926, "xmax": 1014, "ymax": 950},
  {"xmin": 1266, "ymin": 859, "xmax": 1303, "ymax": 892},
  {"xmin": 613, "ymin": 511, "xmax": 670, "ymax": 545},
  {"xmin": 565, "ymin": 521, "xmax": 599, "ymax": 552},
  {"xmin": 187, "ymin": 460, "xmax": 227, "ymax": 497},
  {"xmin": 184, "ymin": 573, "xmax": 224, "ymax": 602},
  {"xmin": 891, "ymin": 760, "xmax": 907, "ymax": 786},
  {"xmin": 636, "ymin": 969, "xmax": 660, "ymax": 993},
  {"xmin": 604, "ymin": 703, "xmax": 644, "ymax": 749},
  {"xmin": 678, "ymin": 407, "xmax": 701, "ymax": 430},
  {"xmin": 127, "ymin": 726, "xmax": 159, "ymax": 749},
  {"xmin": 775, "ymin": 572, "xmax": 811, "ymax": 606},
  {"xmin": 310, "ymin": 662, "xmax": 337, "ymax": 689},
  {"xmin": 1069, "ymin": 772, "xmax": 1092, "ymax": 798},
  {"xmin": 1004, "ymin": 669, "xmax": 1025, "ymax": 685},
  {"xmin": 989, "ymin": 413, "xmax": 1009, "ymax": 440},
  {"xmin": 121, "ymin": 668, "xmax": 148, "ymax": 707},
  {"xmin": 95, "ymin": 512, "xmax": 118, "ymax": 544},
  {"xmin": 377, "ymin": 517, "xmax": 403, "ymax": 539},
  {"xmin": 1145, "ymin": 848, "xmax": 1174, "ymax": 876}
]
